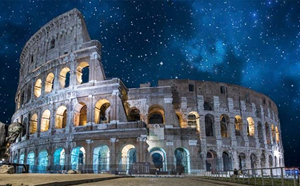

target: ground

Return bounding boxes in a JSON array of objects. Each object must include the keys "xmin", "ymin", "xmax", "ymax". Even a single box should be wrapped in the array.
[{"xmin": 0, "ymin": 174, "xmax": 248, "ymax": 186}]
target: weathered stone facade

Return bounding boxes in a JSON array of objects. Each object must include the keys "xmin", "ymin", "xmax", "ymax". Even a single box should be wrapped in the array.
[{"xmin": 10, "ymin": 9, "xmax": 284, "ymax": 174}]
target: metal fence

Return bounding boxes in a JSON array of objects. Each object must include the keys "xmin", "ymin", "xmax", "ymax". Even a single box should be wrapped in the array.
[{"xmin": 204, "ymin": 167, "xmax": 300, "ymax": 186}]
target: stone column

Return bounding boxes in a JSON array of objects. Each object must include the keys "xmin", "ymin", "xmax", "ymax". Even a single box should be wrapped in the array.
[
  {"xmin": 90, "ymin": 52, "xmax": 105, "ymax": 81},
  {"xmin": 64, "ymin": 147, "xmax": 71, "ymax": 171},
  {"xmin": 36, "ymin": 110, "xmax": 41, "ymax": 138},
  {"xmin": 110, "ymin": 138, "xmax": 117, "ymax": 172},
  {"xmin": 87, "ymin": 95, "xmax": 94, "ymax": 125},
  {"xmin": 85, "ymin": 139, "xmax": 93, "ymax": 173},
  {"xmin": 53, "ymin": 67, "xmax": 60, "ymax": 91},
  {"xmin": 50, "ymin": 103, "xmax": 55, "ymax": 134},
  {"xmin": 66, "ymin": 99, "xmax": 74, "ymax": 133},
  {"xmin": 163, "ymin": 98, "xmax": 177, "ymax": 126},
  {"xmin": 34, "ymin": 148, "xmax": 38, "ymax": 173},
  {"xmin": 69, "ymin": 57, "xmax": 77, "ymax": 87}
]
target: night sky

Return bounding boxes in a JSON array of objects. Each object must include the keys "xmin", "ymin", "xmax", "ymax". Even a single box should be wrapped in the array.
[{"xmin": 0, "ymin": 0, "xmax": 299, "ymax": 167}]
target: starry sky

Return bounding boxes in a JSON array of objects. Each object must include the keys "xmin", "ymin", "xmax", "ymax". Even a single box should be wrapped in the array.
[{"xmin": 0, "ymin": 0, "xmax": 299, "ymax": 167}]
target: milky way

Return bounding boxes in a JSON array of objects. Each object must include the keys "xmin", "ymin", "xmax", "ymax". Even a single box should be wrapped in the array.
[{"xmin": 0, "ymin": 0, "xmax": 299, "ymax": 167}]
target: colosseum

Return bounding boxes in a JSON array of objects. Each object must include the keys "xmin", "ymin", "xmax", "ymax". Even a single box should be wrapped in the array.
[{"xmin": 10, "ymin": 9, "xmax": 284, "ymax": 174}]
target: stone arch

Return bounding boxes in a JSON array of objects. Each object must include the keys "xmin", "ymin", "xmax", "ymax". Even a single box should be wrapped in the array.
[
  {"xmin": 45, "ymin": 73, "xmax": 54, "ymax": 93},
  {"xmin": 76, "ymin": 62, "xmax": 89, "ymax": 84},
  {"xmin": 205, "ymin": 114, "xmax": 214, "ymax": 137},
  {"xmin": 71, "ymin": 146, "xmax": 86, "ymax": 171},
  {"xmin": 120, "ymin": 144, "xmax": 136, "ymax": 172},
  {"xmin": 238, "ymin": 153, "xmax": 246, "ymax": 170},
  {"xmin": 220, "ymin": 114, "xmax": 230, "ymax": 138},
  {"xmin": 148, "ymin": 105, "xmax": 165, "ymax": 124},
  {"xmin": 53, "ymin": 148, "xmax": 65, "ymax": 171},
  {"xmin": 250, "ymin": 153, "xmax": 257, "ymax": 169},
  {"xmin": 188, "ymin": 111, "xmax": 200, "ymax": 132},
  {"xmin": 271, "ymin": 124, "xmax": 275, "ymax": 143},
  {"xmin": 55, "ymin": 105, "xmax": 67, "ymax": 129},
  {"xmin": 175, "ymin": 112, "xmax": 184, "ymax": 128},
  {"xmin": 34, "ymin": 79, "xmax": 42, "ymax": 98},
  {"xmin": 149, "ymin": 147, "xmax": 167, "ymax": 171},
  {"xmin": 222, "ymin": 151, "xmax": 232, "ymax": 171},
  {"xmin": 93, "ymin": 145, "xmax": 110, "ymax": 173},
  {"xmin": 257, "ymin": 121, "xmax": 264, "ymax": 145},
  {"xmin": 265, "ymin": 122, "xmax": 271, "ymax": 144},
  {"xmin": 74, "ymin": 102, "xmax": 87, "ymax": 126},
  {"xmin": 38, "ymin": 149, "xmax": 48, "ymax": 173},
  {"xmin": 41, "ymin": 109, "xmax": 50, "ymax": 132},
  {"xmin": 175, "ymin": 148, "xmax": 190, "ymax": 173},
  {"xmin": 206, "ymin": 150, "xmax": 217, "ymax": 172},
  {"xmin": 128, "ymin": 107, "xmax": 140, "ymax": 122},
  {"xmin": 95, "ymin": 99, "xmax": 111, "ymax": 124},
  {"xmin": 59, "ymin": 67, "xmax": 70, "ymax": 88},
  {"xmin": 261, "ymin": 153, "xmax": 266, "ymax": 168},
  {"xmin": 30, "ymin": 113, "xmax": 38, "ymax": 134},
  {"xmin": 235, "ymin": 115, "xmax": 242, "ymax": 136},
  {"xmin": 275, "ymin": 126, "xmax": 280, "ymax": 143},
  {"xmin": 247, "ymin": 117, "xmax": 255, "ymax": 136},
  {"xmin": 27, "ymin": 151, "xmax": 35, "ymax": 173}
]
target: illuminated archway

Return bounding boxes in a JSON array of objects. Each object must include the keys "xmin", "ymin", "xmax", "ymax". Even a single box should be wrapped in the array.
[
  {"xmin": 188, "ymin": 111, "xmax": 200, "ymax": 132},
  {"xmin": 205, "ymin": 114, "xmax": 214, "ymax": 136},
  {"xmin": 55, "ymin": 106, "xmax": 67, "ymax": 129},
  {"xmin": 76, "ymin": 62, "xmax": 89, "ymax": 84},
  {"xmin": 247, "ymin": 117, "xmax": 255, "ymax": 136},
  {"xmin": 275, "ymin": 126, "xmax": 280, "ymax": 143},
  {"xmin": 235, "ymin": 115, "xmax": 242, "ymax": 136},
  {"xmin": 220, "ymin": 114, "xmax": 230, "ymax": 137},
  {"xmin": 174, "ymin": 148, "xmax": 190, "ymax": 173},
  {"xmin": 27, "ymin": 151, "xmax": 35, "ymax": 173},
  {"xmin": 148, "ymin": 105, "xmax": 165, "ymax": 124},
  {"xmin": 93, "ymin": 145, "xmax": 110, "ymax": 173},
  {"xmin": 53, "ymin": 148, "xmax": 65, "ymax": 171},
  {"xmin": 59, "ymin": 67, "xmax": 70, "ymax": 88},
  {"xmin": 45, "ymin": 73, "xmax": 54, "ymax": 93},
  {"xmin": 41, "ymin": 110, "xmax": 50, "ymax": 132},
  {"xmin": 128, "ymin": 107, "xmax": 140, "ymax": 121},
  {"xmin": 34, "ymin": 79, "xmax": 42, "ymax": 98},
  {"xmin": 121, "ymin": 144, "xmax": 136, "ymax": 172},
  {"xmin": 71, "ymin": 147, "xmax": 86, "ymax": 171},
  {"xmin": 149, "ymin": 147, "xmax": 167, "ymax": 171},
  {"xmin": 38, "ymin": 150, "xmax": 48, "ymax": 173},
  {"xmin": 30, "ymin": 113, "xmax": 38, "ymax": 134},
  {"xmin": 74, "ymin": 102, "xmax": 87, "ymax": 126},
  {"xmin": 95, "ymin": 99, "xmax": 110, "ymax": 124}
]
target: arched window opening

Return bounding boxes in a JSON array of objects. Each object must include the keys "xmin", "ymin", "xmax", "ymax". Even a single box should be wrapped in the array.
[
  {"xmin": 121, "ymin": 144, "xmax": 136, "ymax": 173},
  {"xmin": 26, "ymin": 85, "xmax": 31, "ymax": 103},
  {"xmin": 175, "ymin": 148, "xmax": 190, "ymax": 173},
  {"xmin": 38, "ymin": 150, "xmax": 48, "ymax": 173},
  {"xmin": 53, "ymin": 148, "xmax": 65, "ymax": 171},
  {"xmin": 128, "ymin": 108, "xmax": 140, "ymax": 121},
  {"xmin": 30, "ymin": 113, "xmax": 38, "ymax": 134},
  {"xmin": 220, "ymin": 114, "xmax": 229, "ymax": 138},
  {"xmin": 271, "ymin": 124, "xmax": 275, "ymax": 143},
  {"xmin": 188, "ymin": 111, "xmax": 200, "ymax": 132},
  {"xmin": 222, "ymin": 152, "xmax": 231, "ymax": 171},
  {"xmin": 45, "ymin": 73, "xmax": 54, "ymax": 93},
  {"xmin": 50, "ymin": 39, "xmax": 55, "ymax": 49},
  {"xmin": 250, "ymin": 153, "xmax": 257, "ymax": 169},
  {"xmin": 93, "ymin": 145, "xmax": 110, "ymax": 173},
  {"xmin": 176, "ymin": 112, "xmax": 184, "ymax": 128},
  {"xmin": 59, "ymin": 67, "xmax": 70, "ymax": 88},
  {"xmin": 203, "ymin": 101, "xmax": 213, "ymax": 111},
  {"xmin": 235, "ymin": 115, "xmax": 242, "ymax": 136},
  {"xmin": 238, "ymin": 153, "xmax": 246, "ymax": 170},
  {"xmin": 18, "ymin": 153, "xmax": 25, "ymax": 173},
  {"xmin": 22, "ymin": 117, "xmax": 28, "ymax": 137},
  {"xmin": 257, "ymin": 122, "xmax": 264, "ymax": 145},
  {"xmin": 76, "ymin": 62, "xmax": 89, "ymax": 84},
  {"xmin": 71, "ymin": 147, "xmax": 85, "ymax": 171},
  {"xmin": 74, "ymin": 102, "xmax": 87, "ymax": 126},
  {"xmin": 34, "ymin": 79, "xmax": 42, "ymax": 98},
  {"xmin": 265, "ymin": 123, "xmax": 271, "ymax": 144},
  {"xmin": 27, "ymin": 151, "xmax": 35, "ymax": 173},
  {"xmin": 148, "ymin": 105, "xmax": 165, "ymax": 124},
  {"xmin": 95, "ymin": 99, "xmax": 111, "ymax": 124},
  {"xmin": 247, "ymin": 117, "xmax": 255, "ymax": 136},
  {"xmin": 55, "ymin": 106, "xmax": 67, "ymax": 129},
  {"xmin": 41, "ymin": 110, "xmax": 50, "ymax": 132},
  {"xmin": 150, "ymin": 147, "xmax": 167, "ymax": 172},
  {"xmin": 206, "ymin": 151, "xmax": 217, "ymax": 172},
  {"xmin": 205, "ymin": 114, "xmax": 214, "ymax": 136},
  {"xmin": 275, "ymin": 126, "xmax": 280, "ymax": 143},
  {"xmin": 261, "ymin": 153, "xmax": 266, "ymax": 168}
]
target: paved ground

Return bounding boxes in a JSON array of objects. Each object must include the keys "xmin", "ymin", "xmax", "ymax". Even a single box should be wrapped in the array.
[{"xmin": 0, "ymin": 174, "xmax": 116, "ymax": 186}]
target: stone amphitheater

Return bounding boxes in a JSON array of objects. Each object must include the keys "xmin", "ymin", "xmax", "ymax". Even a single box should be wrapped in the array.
[{"xmin": 10, "ymin": 8, "xmax": 284, "ymax": 174}]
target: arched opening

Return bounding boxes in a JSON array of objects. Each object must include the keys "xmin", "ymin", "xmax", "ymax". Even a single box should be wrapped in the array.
[
  {"xmin": 220, "ymin": 114, "xmax": 229, "ymax": 138},
  {"xmin": 265, "ymin": 123, "xmax": 271, "ymax": 144},
  {"xmin": 222, "ymin": 152, "xmax": 232, "ymax": 171},
  {"xmin": 206, "ymin": 150, "xmax": 217, "ymax": 172},
  {"xmin": 21, "ymin": 117, "xmax": 28, "ymax": 137},
  {"xmin": 121, "ymin": 144, "xmax": 136, "ymax": 172},
  {"xmin": 76, "ymin": 62, "xmax": 89, "ymax": 84},
  {"xmin": 150, "ymin": 147, "xmax": 167, "ymax": 171},
  {"xmin": 27, "ymin": 151, "xmax": 35, "ymax": 173},
  {"xmin": 235, "ymin": 115, "xmax": 242, "ymax": 136},
  {"xmin": 74, "ymin": 102, "xmax": 87, "ymax": 126},
  {"xmin": 95, "ymin": 99, "xmax": 111, "ymax": 124},
  {"xmin": 38, "ymin": 150, "xmax": 48, "ymax": 173},
  {"xmin": 71, "ymin": 147, "xmax": 85, "ymax": 171},
  {"xmin": 257, "ymin": 121, "xmax": 264, "ymax": 145},
  {"xmin": 30, "ymin": 113, "xmax": 38, "ymax": 134},
  {"xmin": 41, "ymin": 110, "xmax": 50, "ymax": 132},
  {"xmin": 275, "ymin": 126, "xmax": 280, "ymax": 144},
  {"xmin": 34, "ymin": 79, "xmax": 42, "ymax": 98},
  {"xmin": 93, "ymin": 145, "xmax": 110, "ymax": 173},
  {"xmin": 250, "ymin": 153, "xmax": 257, "ymax": 169},
  {"xmin": 205, "ymin": 114, "xmax": 214, "ymax": 136},
  {"xmin": 203, "ymin": 99, "xmax": 213, "ymax": 111},
  {"xmin": 26, "ymin": 85, "xmax": 31, "ymax": 103},
  {"xmin": 175, "ymin": 112, "xmax": 184, "ymax": 128},
  {"xmin": 55, "ymin": 106, "xmax": 67, "ymax": 129},
  {"xmin": 261, "ymin": 153, "xmax": 266, "ymax": 168},
  {"xmin": 50, "ymin": 39, "xmax": 55, "ymax": 49},
  {"xmin": 59, "ymin": 67, "xmax": 70, "ymax": 88},
  {"xmin": 188, "ymin": 111, "xmax": 200, "ymax": 132},
  {"xmin": 53, "ymin": 148, "xmax": 65, "ymax": 171},
  {"xmin": 148, "ymin": 105, "xmax": 165, "ymax": 124},
  {"xmin": 174, "ymin": 148, "xmax": 190, "ymax": 173},
  {"xmin": 238, "ymin": 153, "xmax": 246, "ymax": 170},
  {"xmin": 247, "ymin": 117, "xmax": 255, "ymax": 136},
  {"xmin": 45, "ymin": 73, "xmax": 54, "ymax": 93},
  {"xmin": 128, "ymin": 108, "xmax": 140, "ymax": 121},
  {"xmin": 271, "ymin": 124, "xmax": 275, "ymax": 143},
  {"xmin": 18, "ymin": 153, "xmax": 25, "ymax": 173}
]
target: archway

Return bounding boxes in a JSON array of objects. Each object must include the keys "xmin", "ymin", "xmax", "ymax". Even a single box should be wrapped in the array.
[
  {"xmin": 93, "ymin": 145, "xmax": 110, "ymax": 173},
  {"xmin": 271, "ymin": 124, "xmax": 275, "ymax": 143},
  {"xmin": 55, "ymin": 106, "xmax": 67, "ymax": 129},
  {"xmin": 206, "ymin": 150, "xmax": 217, "ymax": 172},
  {"xmin": 148, "ymin": 105, "xmax": 165, "ymax": 124},
  {"xmin": 222, "ymin": 152, "xmax": 231, "ymax": 171},
  {"xmin": 34, "ymin": 79, "xmax": 42, "ymax": 98},
  {"xmin": 76, "ymin": 62, "xmax": 89, "ymax": 84},
  {"xmin": 205, "ymin": 114, "xmax": 214, "ymax": 136},
  {"xmin": 150, "ymin": 147, "xmax": 167, "ymax": 171},
  {"xmin": 53, "ymin": 148, "xmax": 65, "ymax": 171},
  {"xmin": 71, "ymin": 147, "xmax": 86, "ymax": 171},
  {"xmin": 95, "ymin": 99, "xmax": 110, "ymax": 124},
  {"xmin": 38, "ymin": 150, "xmax": 48, "ymax": 173},
  {"xmin": 250, "ymin": 153, "xmax": 257, "ymax": 169},
  {"xmin": 257, "ymin": 122, "xmax": 264, "ymax": 146},
  {"xmin": 59, "ymin": 67, "xmax": 70, "ymax": 88},
  {"xmin": 220, "ymin": 114, "xmax": 229, "ymax": 137},
  {"xmin": 30, "ymin": 113, "xmax": 38, "ymax": 134},
  {"xmin": 275, "ymin": 126, "xmax": 280, "ymax": 143},
  {"xmin": 265, "ymin": 123, "xmax": 271, "ymax": 144},
  {"xmin": 247, "ymin": 117, "xmax": 255, "ymax": 136},
  {"xmin": 261, "ymin": 153, "xmax": 266, "ymax": 168},
  {"xmin": 238, "ymin": 153, "xmax": 246, "ymax": 170},
  {"xmin": 175, "ymin": 148, "xmax": 190, "ymax": 173},
  {"xmin": 45, "ymin": 73, "xmax": 54, "ymax": 93},
  {"xmin": 27, "ymin": 151, "xmax": 35, "ymax": 173},
  {"xmin": 41, "ymin": 110, "xmax": 50, "ymax": 132},
  {"xmin": 18, "ymin": 153, "xmax": 25, "ymax": 173},
  {"xmin": 128, "ymin": 108, "xmax": 140, "ymax": 121},
  {"xmin": 235, "ymin": 115, "xmax": 242, "ymax": 136},
  {"xmin": 188, "ymin": 111, "xmax": 200, "ymax": 132},
  {"xmin": 121, "ymin": 144, "xmax": 136, "ymax": 172},
  {"xmin": 74, "ymin": 102, "xmax": 87, "ymax": 126}
]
